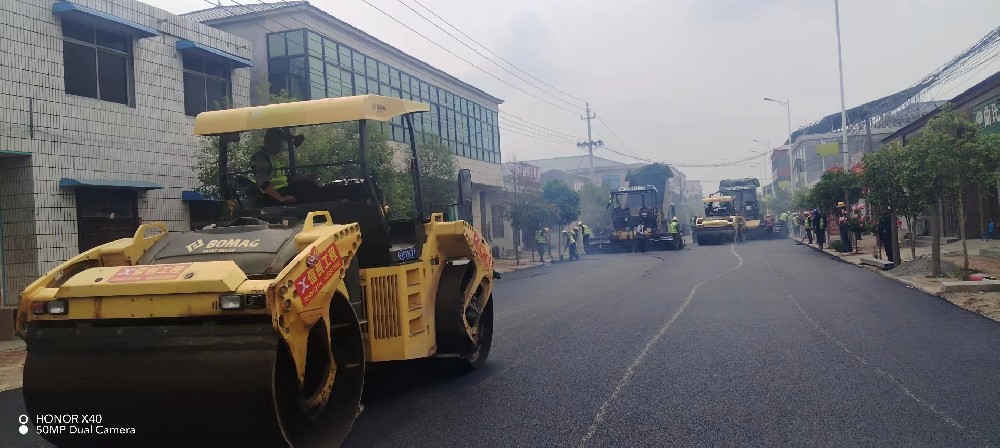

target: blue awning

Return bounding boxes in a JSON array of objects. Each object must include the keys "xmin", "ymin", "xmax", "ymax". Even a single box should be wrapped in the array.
[
  {"xmin": 52, "ymin": 1, "xmax": 159, "ymax": 39},
  {"xmin": 59, "ymin": 178, "xmax": 163, "ymax": 191},
  {"xmin": 181, "ymin": 190, "xmax": 221, "ymax": 201},
  {"xmin": 176, "ymin": 40, "xmax": 252, "ymax": 69}
]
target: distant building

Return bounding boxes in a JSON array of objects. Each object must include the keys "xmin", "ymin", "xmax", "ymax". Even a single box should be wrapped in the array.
[
  {"xmin": 770, "ymin": 145, "xmax": 791, "ymax": 189},
  {"xmin": 540, "ymin": 169, "xmax": 589, "ymax": 191},
  {"xmin": 501, "ymin": 161, "xmax": 541, "ymax": 193},
  {"xmin": 789, "ymin": 128, "xmax": 899, "ymax": 189},
  {"xmin": 523, "ymin": 155, "xmax": 644, "ymax": 192},
  {"xmin": 684, "ymin": 180, "xmax": 704, "ymax": 199}
]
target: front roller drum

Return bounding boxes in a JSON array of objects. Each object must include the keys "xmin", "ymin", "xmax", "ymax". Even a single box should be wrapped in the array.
[{"xmin": 22, "ymin": 317, "xmax": 364, "ymax": 448}]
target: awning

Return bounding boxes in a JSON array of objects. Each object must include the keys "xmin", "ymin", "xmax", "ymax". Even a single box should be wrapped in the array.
[
  {"xmin": 176, "ymin": 40, "xmax": 252, "ymax": 69},
  {"xmin": 52, "ymin": 1, "xmax": 158, "ymax": 39},
  {"xmin": 182, "ymin": 190, "xmax": 220, "ymax": 201},
  {"xmin": 59, "ymin": 178, "xmax": 163, "ymax": 191}
]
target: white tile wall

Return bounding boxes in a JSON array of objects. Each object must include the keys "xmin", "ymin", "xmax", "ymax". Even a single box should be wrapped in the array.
[{"xmin": 0, "ymin": 0, "xmax": 252, "ymax": 304}]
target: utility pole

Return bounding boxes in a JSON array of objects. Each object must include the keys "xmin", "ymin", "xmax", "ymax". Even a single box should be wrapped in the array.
[
  {"xmin": 834, "ymin": 0, "xmax": 849, "ymax": 169},
  {"xmin": 577, "ymin": 102, "xmax": 602, "ymax": 184}
]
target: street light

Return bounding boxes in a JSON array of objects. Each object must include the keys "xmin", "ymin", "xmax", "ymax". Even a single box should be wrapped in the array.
[
  {"xmin": 750, "ymin": 139, "xmax": 774, "ymax": 193},
  {"xmin": 764, "ymin": 97, "xmax": 795, "ymax": 191}
]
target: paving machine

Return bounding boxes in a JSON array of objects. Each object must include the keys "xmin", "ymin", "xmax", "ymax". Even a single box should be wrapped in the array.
[
  {"xmin": 594, "ymin": 184, "xmax": 682, "ymax": 252},
  {"xmin": 16, "ymin": 95, "xmax": 496, "ymax": 447},
  {"xmin": 695, "ymin": 195, "xmax": 746, "ymax": 245},
  {"xmin": 718, "ymin": 178, "xmax": 762, "ymax": 239}
]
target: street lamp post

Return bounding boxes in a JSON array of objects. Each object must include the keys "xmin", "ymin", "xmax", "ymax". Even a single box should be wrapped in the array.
[
  {"xmin": 763, "ymin": 97, "xmax": 795, "ymax": 191},
  {"xmin": 752, "ymin": 139, "xmax": 770, "ymax": 197}
]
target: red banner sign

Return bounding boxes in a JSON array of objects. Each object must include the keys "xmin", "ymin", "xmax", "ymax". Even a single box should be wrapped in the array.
[
  {"xmin": 294, "ymin": 243, "xmax": 344, "ymax": 307},
  {"xmin": 107, "ymin": 263, "xmax": 193, "ymax": 283}
]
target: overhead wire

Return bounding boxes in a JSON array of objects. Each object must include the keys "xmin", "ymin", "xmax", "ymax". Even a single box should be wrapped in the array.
[
  {"xmin": 354, "ymin": 0, "xmax": 580, "ymax": 115},
  {"xmin": 392, "ymin": 0, "xmax": 583, "ymax": 109},
  {"xmin": 232, "ymin": 0, "xmax": 583, "ymax": 146}
]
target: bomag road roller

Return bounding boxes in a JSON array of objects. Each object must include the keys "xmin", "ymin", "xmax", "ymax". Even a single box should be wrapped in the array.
[
  {"xmin": 695, "ymin": 195, "xmax": 746, "ymax": 245},
  {"xmin": 16, "ymin": 95, "xmax": 496, "ymax": 447}
]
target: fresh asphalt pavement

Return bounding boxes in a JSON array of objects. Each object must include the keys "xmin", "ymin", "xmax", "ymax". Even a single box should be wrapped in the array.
[{"xmin": 4, "ymin": 238, "xmax": 1000, "ymax": 447}]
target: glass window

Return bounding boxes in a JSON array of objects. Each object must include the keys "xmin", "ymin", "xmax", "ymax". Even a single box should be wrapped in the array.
[
  {"xmin": 183, "ymin": 53, "xmax": 231, "ymax": 116},
  {"xmin": 286, "ymin": 30, "xmax": 305, "ymax": 56},
  {"xmin": 352, "ymin": 52, "xmax": 365, "ymax": 75},
  {"xmin": 324, "ymin": 39, "xmax": 338, "ymax": 65},
  {"xmin": 390, "ymin": 87, "xmax": 401, "ymax": 99},
  {"xmin": 366, "ymin": 58, "xmax": 377, "ymax": 79},
  {"xmin": 378, "ymin": 61, "xmax": 390, "ymax": 84},
  {"xmin": 325, "ymin": 64, "xmax": 342, "ymax": 97},
  {"xmin": 338, "ymin": 45, "xmax": 351, "ymax": 70},
  {"xmin": 389, "ymin": 67, "xmax": 400, "ymax": 88},
  {"xmin": 307, "ymin": 31, "xmax": 322, "ymax": 58},
  {"xmin": 268, "ymin": 33, "xmax": 286, "ymax": 58},
  {"xmin": 62, "ymin": 21, "xmax": 132, "ymax": 105},
  {"xmin": 309, "ymin": 56, "xmax": 325, "ymax": 98}
]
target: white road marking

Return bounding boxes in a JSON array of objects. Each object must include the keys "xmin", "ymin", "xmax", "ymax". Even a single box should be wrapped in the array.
[{"xmin": 579, "ymin": 244, "xmax": 744, "ymax": 447}]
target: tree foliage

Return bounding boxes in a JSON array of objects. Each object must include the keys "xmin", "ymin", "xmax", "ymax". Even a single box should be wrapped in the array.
[
  {"xmin": 807, "ymin": 169, "xmax": 862, "ymax": 211},
  {"xmin": 542, "ymin": 179, "xmax": 581, "ymax": 227}
]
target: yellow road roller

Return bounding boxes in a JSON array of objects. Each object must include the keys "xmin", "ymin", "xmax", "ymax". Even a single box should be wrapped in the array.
[{"xmin": 16, "ymin": 95, "xmax": 496, "ymax": 447}]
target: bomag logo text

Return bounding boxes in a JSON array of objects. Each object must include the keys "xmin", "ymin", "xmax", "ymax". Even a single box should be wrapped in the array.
[{"xmin": 205, "ymin": 239, "xmax": 261, "ymax": 249}]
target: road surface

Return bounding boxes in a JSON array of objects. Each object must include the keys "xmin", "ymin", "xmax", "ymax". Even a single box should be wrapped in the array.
[{"xmin": 4, "ymin": 239, "xmax": 1000, "ymax": 447}]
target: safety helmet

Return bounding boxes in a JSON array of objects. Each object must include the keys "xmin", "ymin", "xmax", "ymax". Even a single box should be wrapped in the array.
[
  {"xmin": 837, "ymin": 201, "xmax": 846, "ymax": 208},
  {"xmin": 578, "ymin": 221, "xmax": 583, "ymax": 225},
  {"xmin": 672, "ymin": 217, "xmax": 678, "ymax": 221},
  {"xmin": 562, "ymin": 230, "xmax": 568, "ymax": 233}
]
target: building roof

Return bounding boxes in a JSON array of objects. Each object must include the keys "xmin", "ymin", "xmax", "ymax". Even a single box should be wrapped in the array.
[
  {"xmin": 181, "ymin": 1, "xmax": 503, "ymax": 105},
  {"xmin": 881, "ymin": 70, "xmax": 1000, "ymax": 144},
  {"xmin": 523, "ymin": 155, "xmax": 632, "ymax": 172}
]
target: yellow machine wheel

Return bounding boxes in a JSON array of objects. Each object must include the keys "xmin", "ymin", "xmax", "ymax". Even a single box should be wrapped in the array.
[
  {"xmin": 21, "ymin": 297, "xmax": 365, "ymax": 448},
  {"xmin": 435, "ymin": 263, "xmax": 493, "ymax": 370}
]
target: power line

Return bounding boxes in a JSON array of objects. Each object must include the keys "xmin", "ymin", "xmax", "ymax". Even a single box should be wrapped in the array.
[
  {"xmin": 392, "ymin": 0, "xmax": 582, "ymax": 110},
  {"xmin": 407, "ymin": 0, "xmax": 587, "ymax": 104},
  {"xmin": 254, "ymin": 0, "xmax": 586, "ymax": 144},
  {"xmin": 354, "ymin": 0, "xmax": 580, "ymax": 115}
]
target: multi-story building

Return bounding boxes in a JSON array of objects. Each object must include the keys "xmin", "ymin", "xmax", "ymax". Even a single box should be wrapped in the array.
[
  {"xmin": 770, "ymin": 145, "xmax": 791, "ymax": 190},
  {"xmin": 540, "ymin": 169, "xmax": 589, "ymax": 192},
  {"xmin": 684, "ymin": 180, "xmax": 704, "ymax": 199},
  {"xmin": 524, "ymin": 155, "xmax": 645, "ymax": 193},
  {"xmin": 180, "ymin": 1, "xmax": 515, "ymax": 251},
  {"xmin": 789, "ymin": 128, "xmax": 899, "ymax": 189},
  {"xmin": 0, "ymin": 0, "xmax": 252, "ymax": 338}
]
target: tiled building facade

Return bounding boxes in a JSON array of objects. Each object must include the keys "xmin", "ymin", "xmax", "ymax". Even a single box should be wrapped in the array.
[{"xmin": 0, "ymin": 0, "xmax": 252, "ymax": 328}]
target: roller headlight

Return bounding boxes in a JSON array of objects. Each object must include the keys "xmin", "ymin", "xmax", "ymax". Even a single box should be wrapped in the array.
[
  {"xmin": 45, "ymin": 300, "xmax": 68, "ymax": 315},
  {"xmin": 219, "ymin": 294, "xmax": 244, "ymax": 310}
]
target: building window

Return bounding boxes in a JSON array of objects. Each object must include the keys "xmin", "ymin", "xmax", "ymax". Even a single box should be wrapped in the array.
[
  {"xmin": 602, "ymin": 175, "xmax": 620, "ymax": 191},
  {"xmin": 491, "ymin": 205, "xmax": 505, "ymax": 238},
  {"xmin": 61, "ymin": 21, "xmax": 133, "ymax": 105},
  {"xmin": 182, "ymin": 53, "xmax": 231, "ymax": 116}
]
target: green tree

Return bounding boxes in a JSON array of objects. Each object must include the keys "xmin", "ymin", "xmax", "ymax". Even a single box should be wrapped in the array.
[
  {"xmin": 391, "ymin": 136, "xmax": 458, "ymax": 218},
  {"xmin": 807, "ymin": 169, "xmax": 862, "ymax": 211},
  {"xmin": 542, "ymin": 179, "xmax": 581, "ymax": 259},
  {"xmin": 863, "ymin": 142, "xmax": 927, "ymax": 261},
  {"xmin": 500, "ymin": 158, "xmax": 547, "ymax": 264},
  {"xmin": 902, "ymin": 105, "xmax": 999, "ymax": 277}
]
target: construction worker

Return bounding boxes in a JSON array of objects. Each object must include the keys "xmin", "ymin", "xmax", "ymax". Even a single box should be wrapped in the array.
[
  {"xmin": 837, "ymin": 201, "xmax": 852, "ymax": 252},
  {"xmin": 779, "ymin": 211, "xmax": 789, "ymax": 236},
  {"xmin": 669, "ymin": 216, "xmax": 682, "ymax": 249},
  {"xmin": 535, "ymin": 227, "xmax": 549, "ymax": 263},
  {"xmin": 763, "ymin": 213, "xmax": 774, "ymax": 239},
  {"xmin": 563, "ymin": 230, "xmax": 580, "ymax": 261},
  {"xmin": 813, "ymin": 208, "xmax": 827, "ymax": 249},
  {"xmin": 803, "ymin": 211, "xmax": 813, "ymax": 244},
  {"xmin": 252, "ymin": 127, "xmax": 309, "ymax": 204},
  {"xmin": 579, "ymin": 221, "xmax": 592, "ymax": 246}
]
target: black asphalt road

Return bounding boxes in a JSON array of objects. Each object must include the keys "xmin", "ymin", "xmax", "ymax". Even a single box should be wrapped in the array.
[{"xmin": 4, "ymin": 238, "xmax": 1000, "ymax": 447}]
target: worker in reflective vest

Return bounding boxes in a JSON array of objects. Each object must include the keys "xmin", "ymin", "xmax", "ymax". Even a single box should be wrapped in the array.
[
  {"xmin": 563, "ymin": 230, "xmax": 580, "ymax": 261},
  {"xmin": 535, "ymin": 228, "xmax": 549, "ymax": 263},
  {"xmin": 578, "ymin": 221, "xmax": 592, "ymax": 246}
]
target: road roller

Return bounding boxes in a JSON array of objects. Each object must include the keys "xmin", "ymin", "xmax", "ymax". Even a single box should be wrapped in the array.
[{"xmin": 16, "ymin": 95, "xmax": 496, "ymax": 447}]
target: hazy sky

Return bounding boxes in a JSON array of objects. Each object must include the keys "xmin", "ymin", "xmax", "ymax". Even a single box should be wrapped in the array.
[{"xmin": 149, "ymin": 0, "xmax": 1000, "ymax": 192}]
